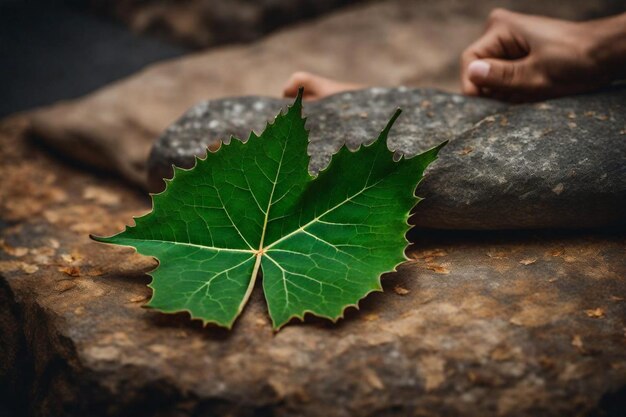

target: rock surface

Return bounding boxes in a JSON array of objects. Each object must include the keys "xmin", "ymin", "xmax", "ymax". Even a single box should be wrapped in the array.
[
  {"xmin": 1, "ymin": 118, "xmax": 626, "ymax": 417},
  {"xmin": 147, "ymin": 88, "xmax": 506, "ymax": 189},
  {"xmin": 148, "ymin": 87, "xmax": 626, "ymax": 230},
  {"xmin": 418, "ymin": 89, "xmax": 626, "ymax": 229},
  {"xmin": 26, "ymin": 0, "xmax": 620, "ymax": 187}
]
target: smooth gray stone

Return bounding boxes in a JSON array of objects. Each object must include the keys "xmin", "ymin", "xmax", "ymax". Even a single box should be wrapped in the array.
[
  {"xmin": 148, "ymin": 88, "xmax": 505, "ymax": 189},
  {"xmin": 147, "ymin": 87, "xmax": 626, "ymax": 230},
  {"xmin": 416, "ymin": 89, "xmax": 626, "ymax": 229}
]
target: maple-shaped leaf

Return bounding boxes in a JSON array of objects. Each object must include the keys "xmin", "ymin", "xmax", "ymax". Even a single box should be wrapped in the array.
[{"xmin": 92, "ymin": 89, "xmax": 445, "ymax": 329}]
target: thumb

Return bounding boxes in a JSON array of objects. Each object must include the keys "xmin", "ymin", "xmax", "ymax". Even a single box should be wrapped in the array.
[{"xmin": 467, "ymin": 58, "xmax": 531, "ymax": 90}]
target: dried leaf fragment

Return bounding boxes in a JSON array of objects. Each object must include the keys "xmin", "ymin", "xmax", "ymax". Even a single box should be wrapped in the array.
[
  {"xmin": 393, "ymin": 285, "xmax": 410, "ymax": 295},
  {"xmin": 519, "ymin": 257, "xmax": 537, "ymax": 266},
  {"xmin": 584, "ymin": 308, "xmax": 605, "ymax": 318},
  {"xmin": 58, "ymin": 265, "xmax": 81, "ymax": 277}
]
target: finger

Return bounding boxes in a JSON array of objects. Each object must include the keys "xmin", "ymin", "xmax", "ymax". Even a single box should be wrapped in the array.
[
  {"xmin": 467, "ymin": 57, "xmax": 539, "ymax": 92},
  {"xmin": 461, "ymin": 30, "xmax": 506, "ymax": 96},
  {"xmin": 282, "ymin": 74, "xmax": 303, "ymax": 98},
  {"xmin": 460, "ymin": 25, "xmax": 528, "ymax": 96},
  {"xmin": 282, "ymin": 71, "xmax": 316, "ymax": 98},
  {"xmin": 461, "ymin": 64, "xmax": 481, "ymax": 96}
]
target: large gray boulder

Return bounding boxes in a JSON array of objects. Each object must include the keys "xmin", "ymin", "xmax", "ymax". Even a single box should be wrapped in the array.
[
  {"xmin": 148, "ymin": 87, "xmax": 626, "ymax": 230},
  {"xmin": 417, "ymin": 89, "xmax": 626, "ymax": 229}
]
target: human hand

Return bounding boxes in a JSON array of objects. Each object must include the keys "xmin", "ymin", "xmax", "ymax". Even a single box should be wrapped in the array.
[
  {"xmin": 282, "ymin": 71, "xmax": 364, "ymax": 100},
  {"xmin": 461, "ymin": 9, "xmax": 626, "ymax": 102}
]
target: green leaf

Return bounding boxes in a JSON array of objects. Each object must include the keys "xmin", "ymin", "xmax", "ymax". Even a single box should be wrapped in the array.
[{"xmin": 92, "ymin": 89, "xmax": 446, "ymax": 329}]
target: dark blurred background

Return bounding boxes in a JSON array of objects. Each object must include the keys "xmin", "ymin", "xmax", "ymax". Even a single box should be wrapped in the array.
[
  {"xmin": 0, "ymin": 0, "xmax": 181, "ymax": 116},
  {"xmin": 1, "ymin": 0, "xmax": 624, "ymax": 119},
  {"xmin": 0, "ymin": 0, "xmax": 359, "ymax": 116}
]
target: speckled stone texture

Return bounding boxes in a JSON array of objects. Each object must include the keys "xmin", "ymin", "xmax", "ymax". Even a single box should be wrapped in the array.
[
  {"xmin": 148, "ymin": 87, "xmax": 626, "ymax": 230},
  {"xmin": 2, "ymin": 108, "xmax": 626, "ymax": 417}
]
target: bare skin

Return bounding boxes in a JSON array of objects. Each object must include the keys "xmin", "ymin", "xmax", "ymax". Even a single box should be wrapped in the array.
[
  {"xmin": 282, "ymin": 71, "xmax": 364, "ymax": 100},
  {"xmin": 283, "ymin": 10, "xmax": 626, "ymax": 102}
]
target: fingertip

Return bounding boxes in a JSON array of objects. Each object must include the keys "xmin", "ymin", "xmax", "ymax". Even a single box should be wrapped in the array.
[
  {"xmin": 282, "ymin": 77, "xmax": 299, "ymax": 98},
  {"xmin": 461, "ymin": 74, "xmax": 481, "ymax": 96},
  {"xmin": 467, "ymin": 60, "xmax": 491, "ymax": 83},
  {"xmin": 464, "ymin": 84, "xmax": 481, "ymax": 97}
]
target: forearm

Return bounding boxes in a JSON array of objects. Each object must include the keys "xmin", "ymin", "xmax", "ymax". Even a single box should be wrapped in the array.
[{"xmin": 585, "ymin": 13, "xmax": 626, "ymax": 80}]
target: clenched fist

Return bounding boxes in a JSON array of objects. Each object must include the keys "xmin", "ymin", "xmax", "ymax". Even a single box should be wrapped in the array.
[{"xmin": 461, "ymin": 9, "xmax": 626, "ymax": 102}]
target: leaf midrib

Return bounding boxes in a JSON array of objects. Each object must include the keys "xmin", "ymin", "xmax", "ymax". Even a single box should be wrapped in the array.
[
  {"xmin": 234, "ymin": 116, "xmax": 294, "ymax": 319},
  {"xmin": 264, "ymin": 177, "xmax": 384, "ymax": 251}
]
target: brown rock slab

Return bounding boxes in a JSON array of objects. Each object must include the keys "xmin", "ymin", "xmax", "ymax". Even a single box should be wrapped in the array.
[
  {"xmin": 26, "ymin": 0, "xmax": 619, "ymax": 188},
  {"xmin": 90, "ymin": 0, "xmax": 367, "ymax": 49},
  {"xmin": 2, "ymin": 116, "xmax": 626, "ymax": 415}
]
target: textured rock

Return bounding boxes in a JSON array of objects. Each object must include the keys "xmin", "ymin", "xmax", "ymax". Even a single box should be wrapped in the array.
[
  {"xmin": 417, "ymin": 89, "xmax": 626, "ymax": 229},
  {"xmin": 147, "ymin": 88, "xmax": 506, "ymax": 189},
  {"xmin": 1, "ymin": 118, "xmax": 626, "ymax": 417},
  {"xmin": 148, "ymin": 87, "xmax": 626, "ymax": 230},
  {"xmin": 26, "ymin": 0, "xmax": 619, "ymax": 187}
]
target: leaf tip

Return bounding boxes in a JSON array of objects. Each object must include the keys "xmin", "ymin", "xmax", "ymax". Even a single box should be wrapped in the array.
[
  {"xmin": 90, "ymin": 233, "xmax": 111, "ymax": 244},
  {"xmin": 384, "ymin": 108, "xmax": 403, "ymax": 133},
  {"xmin": 295, "ymin": 86, "xmax": 304, "ymax": 106}
]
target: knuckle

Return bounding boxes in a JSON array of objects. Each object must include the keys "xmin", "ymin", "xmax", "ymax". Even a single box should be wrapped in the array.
[
  {"xmin": 501, "ymin": 64, "xmax": 517, "ymax": 86},
  {"xmin": 530, "ymin": 73, "xmax": 549, "ymax": 90},
  {"xmin": 488, "ymin": 8, "xmax": 509, "ymax": 23},
  {"xmin": 290, "ymin": 71, "xmax": 311, "ymax": 82}
]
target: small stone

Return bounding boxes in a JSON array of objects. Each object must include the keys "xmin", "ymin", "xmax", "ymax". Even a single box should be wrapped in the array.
[{"xmin": 519, "ymin": 258, "xmax": 537, "ymax": 266}]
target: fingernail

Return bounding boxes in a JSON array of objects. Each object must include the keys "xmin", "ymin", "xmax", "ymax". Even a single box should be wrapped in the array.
[{"xmin": 468, "ymin": 60, "xmax": 490, "ymax": 79}]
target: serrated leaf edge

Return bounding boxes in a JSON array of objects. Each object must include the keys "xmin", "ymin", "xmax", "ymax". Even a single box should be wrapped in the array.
[{"xmin": 91, "ymin": 88, "xmax": 447, "ymax": 330}]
